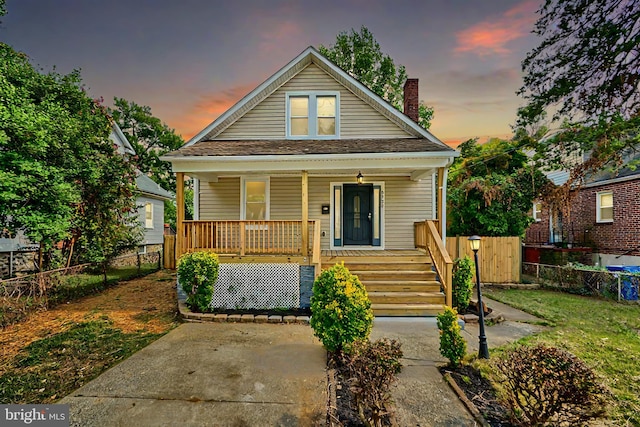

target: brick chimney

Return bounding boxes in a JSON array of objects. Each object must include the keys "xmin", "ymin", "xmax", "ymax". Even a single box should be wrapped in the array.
[{"xmin": 403, "ymin": 78, "xmax": 419, "ymax": 123}]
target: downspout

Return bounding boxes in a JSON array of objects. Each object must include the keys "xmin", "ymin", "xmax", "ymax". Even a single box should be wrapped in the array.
[{"xmin": 193, "ymin": 178, "xmax": 200, "ymax": 221}]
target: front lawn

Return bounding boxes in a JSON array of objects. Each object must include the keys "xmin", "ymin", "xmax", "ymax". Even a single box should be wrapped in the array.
[{"xmin": 485, "ymin": 288, "xmax": 640, "ymax": 426}]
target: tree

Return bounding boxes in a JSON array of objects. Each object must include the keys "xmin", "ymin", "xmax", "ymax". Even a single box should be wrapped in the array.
[
  {"xmin": 320, "ymin": 26, "xmax": 434, "ymax": 129},
  {"xmin": 109, "ymin": 98, "xmax": 184, "ymax": 192},
  {"xmin": 0, "ymin": 42, "xmax": 141, "ymax": 270},
  {"xmin": 517, "ymin": 0, "xmax": 640, "ymax": 172},
  {"xmin": 447, "ymin": 138, "xmax": 550, "ymax": 236}
]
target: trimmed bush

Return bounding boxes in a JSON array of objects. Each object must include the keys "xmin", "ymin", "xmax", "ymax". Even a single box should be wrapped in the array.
[
  {"xmin": 437, "ymin": 306, "xmax": 466, "ymax": 367},
  {"xmin": 341, "ymin": 339, "xmax": 403, "ymax": 426},
  {"xmin": 452, "ymin": 256, "xmax": 474, "ymax": 311},
  {"xmin": 496, "ymin": 344, "xmax": 607, "ymax": 426},
  {"xmin": 310, "ymin": 263, "xmax": 373, "ymax": 352},
  {"xmin": 177, "ymin": 251, "xmax": 219, "ymax": 312}
]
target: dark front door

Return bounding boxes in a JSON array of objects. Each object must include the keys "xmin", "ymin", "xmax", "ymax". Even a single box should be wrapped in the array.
[{"xmin": 343, "ymin": 184, "xmax": 373, "ymax": 245}]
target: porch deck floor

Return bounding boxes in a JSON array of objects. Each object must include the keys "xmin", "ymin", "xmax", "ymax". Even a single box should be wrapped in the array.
[{"xmin": 321, "ymin": 249, "xmax": 426, "ymax": 257}]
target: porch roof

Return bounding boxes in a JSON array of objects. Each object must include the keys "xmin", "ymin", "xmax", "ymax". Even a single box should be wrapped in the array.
[{"xmin": 164, "ymin": 138, "xmax": 456, "ymax": 157}]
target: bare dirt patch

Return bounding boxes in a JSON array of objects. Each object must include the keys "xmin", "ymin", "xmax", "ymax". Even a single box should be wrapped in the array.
[{"xmin": 0, "ymin": 270, "xmax": 178, "ymax": 375}]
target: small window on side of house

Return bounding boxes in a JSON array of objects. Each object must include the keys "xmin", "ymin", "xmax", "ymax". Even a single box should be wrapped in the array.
[
  {"xmin": 145, "ymin": 202, "xmax": 154, "ymax": 228},
  {"xmin": 596, "ymin": 191, "xmax": 613, "ymax": 223},
  {"xmin": 533, "ymin": 202, "xmax": 542, "ymax": 222}
]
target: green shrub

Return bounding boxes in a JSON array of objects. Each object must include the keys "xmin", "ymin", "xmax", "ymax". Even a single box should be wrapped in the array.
[
  {"xmin": 341, "ymin": 339, "xmax": 403, "ymax": 426},
  {"xmin": 496, "ymin": 344, "xmax": 607, "ymax": 426},
  {"xmin": 310, "ymin": 263, "xmax": 373, "ymax": 352},
  {"xmin": 437, "ymin": 306, "xmax": 466, "ymax": 367},
  {"xmin": 453, "ymin": 256, "xmax": 474, "ymax": 311},
  {"xmin": 177, "ymin": 251, "xmax": 219, "ymax": 312}
]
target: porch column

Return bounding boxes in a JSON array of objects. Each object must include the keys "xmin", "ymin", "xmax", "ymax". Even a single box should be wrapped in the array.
[
  {"xmin": 176, "ymin": 172, "xmax": 184, "ymax": 263},
  {"xmin": 437, "ymin": 167, "xmax": 447, "ymax": 245},
  {"xmin": 301, "ymin": 170, "xmax": 309, "ymax": 257}
]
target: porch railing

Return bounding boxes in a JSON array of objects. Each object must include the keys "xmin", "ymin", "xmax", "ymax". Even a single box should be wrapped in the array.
[
  {"xmin": 180, "ymin": 220, "xmax": 318, "ymax": 257},
  {"xmin": 414, "ymin": 220, "xmax": 453, "ymax": 307}
]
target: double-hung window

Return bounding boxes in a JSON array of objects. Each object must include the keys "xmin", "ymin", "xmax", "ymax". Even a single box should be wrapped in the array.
[
  {"xmin": 241, "ymin": 177, "xmax": 270, "ymax": 221},
  {"xmin": 596, "ymin": 191, "xmax": 613, "ymax": 223},
  {"xmin": 287, "ymin": 92, "xmax": 339, "ymax": 138}
]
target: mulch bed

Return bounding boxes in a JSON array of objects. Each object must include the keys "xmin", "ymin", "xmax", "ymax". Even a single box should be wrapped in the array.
[{"xmin": 440, "ymin": 364, "xmax": 515, "ymax": 427}]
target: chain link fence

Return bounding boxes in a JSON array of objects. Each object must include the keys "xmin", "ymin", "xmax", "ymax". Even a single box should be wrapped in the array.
[{"xmin": 523, "ymin": 262, "xmax": 640, "ymax": 302}]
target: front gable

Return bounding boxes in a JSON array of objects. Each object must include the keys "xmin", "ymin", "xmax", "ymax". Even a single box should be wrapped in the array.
[{"xmin": 217, "ymin": 63, "xmax": 413, "ymax": 140}]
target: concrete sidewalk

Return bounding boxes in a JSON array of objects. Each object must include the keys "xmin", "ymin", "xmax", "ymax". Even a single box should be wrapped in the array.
[{"xmin": 60, "ymin": 323, "xmax": 327, "ymax": 427}]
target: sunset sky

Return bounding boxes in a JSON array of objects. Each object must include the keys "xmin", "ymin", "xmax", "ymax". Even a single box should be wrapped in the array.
[{"xmin": 1, "ymin": 0, "xmax": 541, "ymax": 145}]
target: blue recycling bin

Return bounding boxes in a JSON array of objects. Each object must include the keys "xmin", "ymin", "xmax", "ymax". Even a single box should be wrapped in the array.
[{"xmin": 606, "ymin": 266, "xmax": 640, "ymax": 301}]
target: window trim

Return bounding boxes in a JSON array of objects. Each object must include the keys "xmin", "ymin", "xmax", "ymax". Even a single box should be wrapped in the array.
[
  {"xmin": 533, "ymin": 201, "xmax": 542, "ymax": 222},
  {"xmin": 596, "ymin": 190, "xmax": 613, "ymax": 223},
  {"xmin": 285, "ymin": 91, "xmax": 340, "ymax": 139},
  {"xmin": 144, "ymin": 202, "xmax": 154, "ymax": 229},
  {"xmin": 240, "ymin": 176, "xmax": 270, "ymax": 221}
]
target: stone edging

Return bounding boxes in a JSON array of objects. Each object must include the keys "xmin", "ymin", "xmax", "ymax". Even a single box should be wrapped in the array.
[
  {"xmin": 178, "ymin": 301, "xmax": 310, "ymax": 324},
  {"xmin": 443, "ymin": 372, "xmax": 491, "ymax": 427}
]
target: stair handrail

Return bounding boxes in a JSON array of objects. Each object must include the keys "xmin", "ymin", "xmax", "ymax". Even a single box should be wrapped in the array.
[{"xmin": 421, "ymin": 220, "xmax": 453, "ymax": 307}]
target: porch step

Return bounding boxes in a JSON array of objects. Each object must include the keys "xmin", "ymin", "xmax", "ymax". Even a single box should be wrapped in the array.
[
  {"xmin": 322, "ymin": 254, "xmax": 431, "ymax": 265},
  {"xmin": 364, "ymin": 281, "xmax": 441, "ymax": 292},
  {"xmin": 349, "ymin": 270, "xmax": 437, "ymax": 281},
  {"xmin": 371, "ymin": 303, "xmax": 445, "ymax": 317},
  {"xmin": 328, "ymin": 262, "xmax": 432, "ymax": 271},
  {"xmin": 368, "ymin": 292, "xmax": 444, "ymax": 304}
]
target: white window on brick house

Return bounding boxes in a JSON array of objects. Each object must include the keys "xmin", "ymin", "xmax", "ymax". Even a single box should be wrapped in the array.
[
  {"xmin": 596, "ymin": 191, "xmax": 613, "ymax": 223},
  {"xmin": 145, "ymin": 202, "xmax": 153, "ymax": 228},
  {"xmin": 286, "ymin": 92, "xmax": 339, "ymax": 138},
  {"xmin": 533, "ymin": 201, "xmax": 542, "ymax": 222}
]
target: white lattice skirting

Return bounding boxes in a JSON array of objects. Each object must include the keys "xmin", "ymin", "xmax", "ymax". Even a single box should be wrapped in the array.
[{"xmin": 211, "ymin": 263, "xmax": 300, "ymax": 310}]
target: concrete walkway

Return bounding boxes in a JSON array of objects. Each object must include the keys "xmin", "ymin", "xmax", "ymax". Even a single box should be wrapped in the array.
[
  {"xmin": 61, "ymin": 298, "xmax": 543, "ymax": 426},
  {"xmin": 60, "ymin": 323, "xmax": 327, "ymax": 427}
]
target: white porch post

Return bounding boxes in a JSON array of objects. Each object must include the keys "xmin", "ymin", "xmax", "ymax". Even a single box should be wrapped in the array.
[{"xmin": 441, "ymin": 168, "xmax": 448, "ymax": 248}]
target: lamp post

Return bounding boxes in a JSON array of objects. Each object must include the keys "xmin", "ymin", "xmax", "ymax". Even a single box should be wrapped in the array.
[{"xmin": 469, "ymin": 235, "xmax": 489, "ymax": 359}]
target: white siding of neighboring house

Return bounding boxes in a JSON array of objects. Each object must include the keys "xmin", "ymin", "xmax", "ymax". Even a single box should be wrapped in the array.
[
  {"xmin": 199, "ymin": 175, "xmax": 433, "ymax": 249},
  {"xmin": 217, "ymin": 64, "xmax": 412, "ymax": 140},
  {"xmin": 137, "ymin": 196, "xmax": 165, "ymax": 245}
]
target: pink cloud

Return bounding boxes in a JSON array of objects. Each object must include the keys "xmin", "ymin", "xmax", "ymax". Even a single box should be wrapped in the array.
[
  {"xmin": 454, "ymin": 0, "xmax": 538, "ymax": 56},
  {"xmin": 166, "ymin": 83, "xmax": 258, "ymax": 140}
]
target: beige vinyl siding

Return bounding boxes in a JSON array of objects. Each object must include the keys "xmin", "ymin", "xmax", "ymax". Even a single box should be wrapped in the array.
[
  {"xmin": 198, "ymin": 175, "xmax": 433, "ymax": 250},
  {"xmin": 383, "ymin": 176, "xmax": 433, "ymax": 249},
  {"xmin": 199, "ymin": 177, "xmax": 240, "ymax": 220},
  {"xmin": 217, "ymin": 64, "xmax": 411, "ymax": 139}
]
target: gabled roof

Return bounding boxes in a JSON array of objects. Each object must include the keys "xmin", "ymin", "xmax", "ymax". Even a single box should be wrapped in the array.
[
  {"xmin": 136, "ymin": 173, "xmax": 173, "ymax": 200},
  {"xmin": 110, "ymin": 123, "xmax": 136, "ymax": 155},
  {"xmin": 179, "ymin": 46, "xmax": 454, "ymax": 153}
]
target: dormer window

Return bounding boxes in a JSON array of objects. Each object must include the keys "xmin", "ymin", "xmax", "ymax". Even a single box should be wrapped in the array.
[{"xmin": 286, "ymin": 92, "xmax": 339, "ymax": 138}]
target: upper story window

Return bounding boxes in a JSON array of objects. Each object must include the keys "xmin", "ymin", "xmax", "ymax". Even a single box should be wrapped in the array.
[
  {"xmin": 596, "ymin": 191, "xmax": 613, "ymax": 223},
  {"xmin": 286, "ymin": 92, "xmax": 339, "ymax": 139},
  {"xmin": 532, "ymin": 202, "xmax": 542, "ymax": 222}
]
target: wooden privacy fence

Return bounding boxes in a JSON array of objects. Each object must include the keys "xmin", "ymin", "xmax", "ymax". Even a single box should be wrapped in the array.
[
  {"xmin": 446, "ymin": 236, "xmax": 522, "ymax": 283},
  {"xmin": 164, "ymin": 235, "xmax": 176, "ymax": 269}
]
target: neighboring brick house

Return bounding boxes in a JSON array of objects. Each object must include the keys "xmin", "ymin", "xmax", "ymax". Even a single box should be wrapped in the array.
[{"xmin": 525, "ymin": 164, "xmax": 640, "ymax": 266}]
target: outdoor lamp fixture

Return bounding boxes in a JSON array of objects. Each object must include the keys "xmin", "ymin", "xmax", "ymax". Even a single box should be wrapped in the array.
[
  {"xmin": 469, "ymin": 235, "xmax": 490, "ymax": 359},
  {"xmin": 356, "ymin": 171, "xmax": 364, "ymax": 185}
]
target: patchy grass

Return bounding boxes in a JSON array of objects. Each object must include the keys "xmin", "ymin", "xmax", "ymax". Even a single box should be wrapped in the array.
[
  {"xmin": 0, "ymin": 320, "xmax": 163, "ymax": 403},
  {"xmin": 485, "ymin": 288, "xmax": 640, "ymax": 426},
  {"xmin": 0, "ymin": 270, "xmax": 178, "ymax": 404}
]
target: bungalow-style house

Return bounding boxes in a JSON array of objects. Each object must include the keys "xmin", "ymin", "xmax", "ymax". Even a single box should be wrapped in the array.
[
  {"xmin": 162, "ymin": 47, "xmax": 458, "ymax": 315},
  {"xmin": 526, "ymin": 156, "xmax": 640, "ymax": 266}
]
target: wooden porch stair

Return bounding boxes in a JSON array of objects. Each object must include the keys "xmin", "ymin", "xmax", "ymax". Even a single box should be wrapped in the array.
[{"xmin": 321, "ymin": 251, "xmax": 445, "ymax": 316}]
